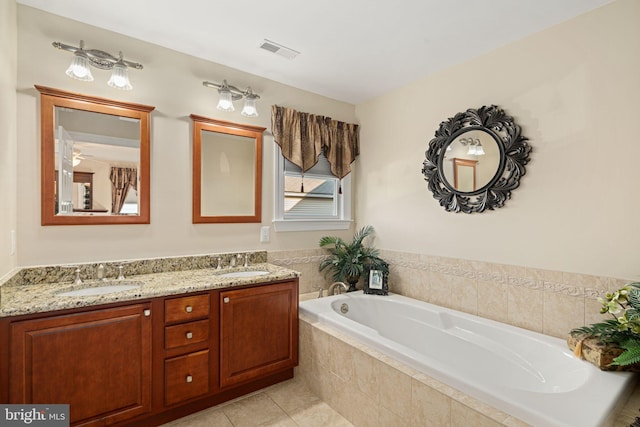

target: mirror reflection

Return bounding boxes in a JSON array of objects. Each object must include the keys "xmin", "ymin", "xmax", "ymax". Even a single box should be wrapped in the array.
[
  {"xmin": 442, "ymin": 129, "xmax": 501, "ymax": 192},
  {"xmin": 200, "ymin": 131, "xmax": 256, "ymax": 217},
  {"xmin": 37, "ymin": 85, "xmax": 154, "ymax": 225},
  {"xmin": 55, "ymin": 107, "xmax": 141, "ymax": 215},
  {"xmin": 191, "ymin": 115, "xmax": 265, "ymax": 223}
]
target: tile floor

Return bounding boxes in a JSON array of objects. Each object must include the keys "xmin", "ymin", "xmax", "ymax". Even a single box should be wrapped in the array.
[{"xmin": 161, "ymin": 377, "xmax": 353, "ymax": 427}]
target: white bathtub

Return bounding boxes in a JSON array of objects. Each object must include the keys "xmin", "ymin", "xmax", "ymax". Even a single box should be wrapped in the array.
[{"xmin": 300, "ymin": 292, "xmax": 635, "ymax": 427}]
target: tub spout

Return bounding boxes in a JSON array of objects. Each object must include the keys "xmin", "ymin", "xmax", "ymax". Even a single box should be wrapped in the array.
[{"xmin": 328, "ymin": 282, "xmax": 348, "ymax": 295}]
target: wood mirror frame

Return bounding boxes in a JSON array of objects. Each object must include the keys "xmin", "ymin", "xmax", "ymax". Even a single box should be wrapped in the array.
[
  {"xmin": 37, "ymin": 85, "xmax": 154, "ymax": 225},
  {"xmin": 191, "ymin": 114, "xmax": 265, "ymax": 223}
]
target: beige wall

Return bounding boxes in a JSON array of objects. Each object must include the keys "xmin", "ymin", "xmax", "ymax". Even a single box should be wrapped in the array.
[
  {"xmin": 355, "ymin": 0, "xmax": 640, "ymax": 281},
  {"xmin": 16, "ymin": 5, "xmax": 355, "ymax": 266},
  {"xmin": 0, "ymin": 1, "xmax": 18, "ymax": 277}
]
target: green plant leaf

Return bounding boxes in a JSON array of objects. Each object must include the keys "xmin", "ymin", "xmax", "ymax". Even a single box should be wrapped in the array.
[
  {"xmin": 612, "ymin": 338, "xmax": 640, "ymax": 366},
  {"xmin": 629, "ymin": 288, "xmax": 640, "ymax": 311}
]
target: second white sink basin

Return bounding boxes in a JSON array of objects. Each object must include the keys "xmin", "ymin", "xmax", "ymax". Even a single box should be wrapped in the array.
[
  {"xmin": 56, "ymin": 283, "xmax": 141, "ymax": 297},
  {"xmin": 217, "ymin": 270, "xmax": 270, "ymax": 278}
]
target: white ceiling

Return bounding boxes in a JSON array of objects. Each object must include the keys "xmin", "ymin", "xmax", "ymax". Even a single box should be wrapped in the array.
[{"xmin": 17, "ymin": 0, "xmax": 611, "ymax": 104}]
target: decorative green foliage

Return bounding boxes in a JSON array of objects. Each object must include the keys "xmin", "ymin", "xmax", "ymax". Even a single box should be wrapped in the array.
[
  {"xmin": 612, "ymin": 339, "xmax": 640, "ymax": 366},
  {"xmin": 319, "ymin": 225, "xmax": 388, "ymax": 284},
  {"xmin": 572, "ymin": 282, "xmax": 640, "ymax": 366}
]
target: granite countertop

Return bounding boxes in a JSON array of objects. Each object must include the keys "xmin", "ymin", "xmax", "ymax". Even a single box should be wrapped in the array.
[{"xmin": 0, "ymin": 263, "xmax": 299, "ymax": 318}]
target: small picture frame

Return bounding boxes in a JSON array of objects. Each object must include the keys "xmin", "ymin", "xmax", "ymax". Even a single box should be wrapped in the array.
[{"xmin": 363, "ymin": 264, "xmax": 389, "ymax": 295}]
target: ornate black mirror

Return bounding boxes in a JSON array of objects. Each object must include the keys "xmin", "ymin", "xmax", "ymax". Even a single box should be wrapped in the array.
[{"xmin": 422, "ymin": 105, "xmax": 531, "ymax": 213}]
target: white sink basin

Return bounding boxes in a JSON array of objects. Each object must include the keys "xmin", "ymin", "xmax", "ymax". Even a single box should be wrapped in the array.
[
  {"xmin": 56, "ymin": 283, "xmax": 140, "ymax": 297},
  {"xmin": 217, "ymin": 270, "xmax": 270, "ymax": 278}
]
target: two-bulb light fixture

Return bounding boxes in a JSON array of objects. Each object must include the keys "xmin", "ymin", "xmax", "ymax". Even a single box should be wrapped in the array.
[
  {"xmin": 459, "ymin": 137, "xmax": 485, "ymax": 156},
  {"xmin": 53, "ymin": 40, "xmax": 143, "ymax": 90},
  {"xmin": 202, "ymin": 80, "xmax": 260, "ymax": 117}
]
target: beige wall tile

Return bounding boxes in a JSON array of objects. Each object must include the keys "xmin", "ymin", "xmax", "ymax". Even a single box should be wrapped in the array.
[
  {"xmin": 542, "ymin": 291, "xmax": 585, "ymax": 338},
  {"xmin": 378, "ymin": 404, "xmax": 410, "ymax": 427},
  {"xmin": 377, "ymin": 363, "xmax": 412, "ymax": 418},
  {"xmin": 451, "ymin": 401, "xmax": 501, "ymax": 427},
  {"xmin": 329, "ymin": 335, "xmax": 355, "ymax": 382},
  {"xmin": 430, "ymin": 272, "xmax": 455, "ymax": 310},
  {"xmin": 477, "ymin": 280, "xmax": 509, "ymax": 324},
  {"xmin": 450, "ymin": 275, "xmax": 478, "ymax": 315},
  {"xmin": 352, "ymin": 348, "xmax": 379, "ymax": 400},
  {"xmin": 507, "ymin": 285, "xmax": 543, "ymax": 333},
  {"xmin": 411, "ymin": 378, "xmax": 451, "ymax": 427}
]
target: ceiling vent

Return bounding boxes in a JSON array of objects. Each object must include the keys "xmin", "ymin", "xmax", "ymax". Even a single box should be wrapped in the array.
[{"xmin": 259, "ymin": 39, "xmax": 300, "ymax": 60}]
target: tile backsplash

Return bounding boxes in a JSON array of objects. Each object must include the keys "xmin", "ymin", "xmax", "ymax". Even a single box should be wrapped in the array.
[{"xmin": 271, "ymin": 248, "xmax": 630, "ymax": 339}]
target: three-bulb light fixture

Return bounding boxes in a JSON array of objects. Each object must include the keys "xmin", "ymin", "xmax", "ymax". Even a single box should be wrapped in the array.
[
  {"xmin": 53, "ymin": 40, "xmax": 143, "ymax": 90},
  {"xmin": 458, "ymin": 137, "xmax": 485, "ymax": 156},
  {"xmin": 202, "ymin": 80, "xmax": 260, "ymax": 117}
]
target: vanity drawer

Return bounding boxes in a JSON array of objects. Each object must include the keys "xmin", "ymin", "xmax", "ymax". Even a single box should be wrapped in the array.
[
  {"xmin": 164, "ymin": 350, "xmax": 210, "ymax": 406},
  {"xmin": 165, "ymin": 294, "xmax": 210, "ymax": 324},
  {"xmin": 165, "ymin": 319, "xmax": 209, "ymax": 350}
]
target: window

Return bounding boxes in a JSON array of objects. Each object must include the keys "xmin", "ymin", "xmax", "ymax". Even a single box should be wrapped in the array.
[{"xmin": 274, "ymin": 147, "xmax": 352, "ymax": 231}]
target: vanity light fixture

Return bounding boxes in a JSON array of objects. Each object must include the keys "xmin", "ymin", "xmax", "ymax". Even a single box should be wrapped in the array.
[
  {"xmin": 53, "ymin": 40, "xmax": 143, "ymax": 90},
  {"xmin": 459, "ymin": 137, "xmax": 485, "ymax": 156},
  {"xmin": 202, "ymin": 80, "xmax": 261, "ymax": 117}
]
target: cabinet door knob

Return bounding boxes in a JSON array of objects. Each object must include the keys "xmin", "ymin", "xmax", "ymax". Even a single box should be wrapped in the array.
[
  {"xmin": 185, "ymin": 332, "xmax": 193, "ymax": 340},
  {"xmin": 144, "ymin": 309, "xmax": 151, "ymax": 317},
  {"xmin": 186, "ymin": 375, "xmax": 193, "ymax": 383},
  {"xmin": 223, "ymin": 297, "xmax": 230, "ymax": 304},
  {"xmin": 185, "ymin": 305, "xmax": 193, "ymax": 313}
]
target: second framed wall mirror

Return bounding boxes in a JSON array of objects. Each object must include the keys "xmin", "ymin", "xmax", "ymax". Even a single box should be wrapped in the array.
[{"xmin": 191, "ymin": 115, "xmax": 265, "ymax": 223}]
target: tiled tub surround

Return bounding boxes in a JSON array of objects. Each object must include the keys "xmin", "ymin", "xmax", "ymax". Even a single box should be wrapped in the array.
[
  {"xmin": 270, "ymin": 248, "xmax": 633, "ymax": 339},
  {"xmin": 0, "ymin": 251, "xmax": 303, "ymax": 317},
  {"xmin": 299, "ymin": 292, "xmax": 635, "ymax": 427}
]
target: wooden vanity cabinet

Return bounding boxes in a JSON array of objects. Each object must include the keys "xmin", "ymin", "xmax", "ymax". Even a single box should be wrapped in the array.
[
  {"xmin": 1, "ymin": 278, "xmax": 298, "ymax": 427},
  {"xmin": 220, "ymin": 280, "xmax": 298, "ymax": 388},
  {"xmin": 8, "ymin": 303, "xmax": 152, "ymax": 426}
]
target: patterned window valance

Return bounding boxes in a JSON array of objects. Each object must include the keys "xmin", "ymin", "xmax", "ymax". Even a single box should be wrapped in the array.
[{"xmin": 271, "ymin": 105, "xmax": 359, "ymax": 179}]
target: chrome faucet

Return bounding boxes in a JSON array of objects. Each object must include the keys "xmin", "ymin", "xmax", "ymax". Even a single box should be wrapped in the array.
[
  {"xmin": 327, "ymin": 282, "xmax": 348, "ymax": 296},
  {"xmin": 216, "ymin": 257, "xmax": 222, "ymax": 270},
  {"xmin": 97, "ymin": 264, "xmax": 106, "ymax": 281},
  {"xmin": 243, "ymin": 254, "xmax": 249, "ymax": 267},
  {"xmin": 230, "ymin": 255, "xmax": 237, "ymax": 268}
]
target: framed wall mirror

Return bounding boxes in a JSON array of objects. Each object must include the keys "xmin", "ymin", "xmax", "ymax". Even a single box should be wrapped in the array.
[
  {"xmin": 422, "ymin": 105, "xmax": 531, "ymax": 213},
  {"xmin": 191, "ymin": 115, "xmax": 265, "ymax": 223},
  {"xmin": 37, "ymin": 85, "xmax": 154, "ymax": 225}
]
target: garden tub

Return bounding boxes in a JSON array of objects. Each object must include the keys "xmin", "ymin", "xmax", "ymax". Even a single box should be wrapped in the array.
[{"xmin": 300, "ymin": 291, "xmax": 635, "ymax": 427}]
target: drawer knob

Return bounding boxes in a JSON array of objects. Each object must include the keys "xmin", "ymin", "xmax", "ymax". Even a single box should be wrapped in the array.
[
  {"xmin": 185, "ymin": 305, "xmax": 193, "ymax": 313},
  {"xmin": 144, "ymin": 309, "xmax": 151, "ymax": 317},
  {"xmin": 186, "ymin": 375, "xmax": 193, "ymax": 383},
  {"xmin": 185, "ymin": 332, "xmax": 193, "ymax": 340},
  {"xmin": 223, "ymin": 297, "xmax": 230, "ymax": 304}
]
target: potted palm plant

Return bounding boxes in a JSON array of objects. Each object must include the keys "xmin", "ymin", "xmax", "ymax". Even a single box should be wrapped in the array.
[{"xmin": 318, "ymin": 225, "xmax": 388, "ymax": 292}]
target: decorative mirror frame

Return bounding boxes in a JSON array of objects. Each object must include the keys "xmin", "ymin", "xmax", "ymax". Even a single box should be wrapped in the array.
[
  {"xmin": 36, "ymin": 85, "xmax": 154, "ymax": 225},
  {"xmin": 421, "ymin": 105, "xmax": 531, "ymax": 213},
  {"xmin": 191, "ymin": 114, "xmax": 265, "ymax": 223}
]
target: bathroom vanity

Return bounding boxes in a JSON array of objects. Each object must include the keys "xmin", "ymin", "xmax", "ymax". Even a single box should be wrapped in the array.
[{"xmin": 0, "ymin": 262, "xmax": 299, "ymax": 426}]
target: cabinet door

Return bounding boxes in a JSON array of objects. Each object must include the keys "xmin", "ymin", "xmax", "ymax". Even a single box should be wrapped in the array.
[
  {"xmin": 10, "ymin": 304, "xmax": 152, "ymax": 426},
  {"xmin": 220, "ymin": 281, "xmax": 298, "ymax": 388}
]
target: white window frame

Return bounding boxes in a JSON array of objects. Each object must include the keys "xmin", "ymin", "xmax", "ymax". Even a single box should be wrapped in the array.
[{"xmin": 273, "ymin": 146, "xmax": 352, "ymax": 232}]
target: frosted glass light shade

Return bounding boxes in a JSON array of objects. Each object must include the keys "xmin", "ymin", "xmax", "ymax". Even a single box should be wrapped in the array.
[
  {"xmin": 241, "ymin": 96, "xmax": 258, "ymax": 117},
  {"xmin": 107, "ymin": 62, "xmax": 133, "ymax": 90},
  {"xmin": 66, "ymin": 52, "xmax": 93, "ymax": 82},
  {"xmin": 475, "ymin": 144, "xmax": 485, "ymax": 156},
  {"xmin": 217, "ymin": 89, "xmax": 235, "ymax": 112}
]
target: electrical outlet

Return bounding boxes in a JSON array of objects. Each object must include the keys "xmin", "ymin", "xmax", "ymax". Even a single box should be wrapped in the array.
[{"xmin": 260, "ymin": 226, "xmax": 270, "ymax": 243}]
